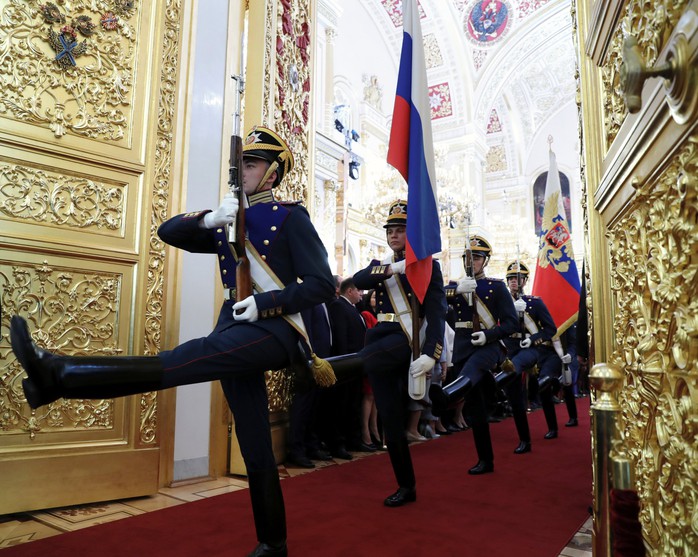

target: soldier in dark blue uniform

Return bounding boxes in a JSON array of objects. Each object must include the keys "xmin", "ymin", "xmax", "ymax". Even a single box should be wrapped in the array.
[
  {"xmin": 353, "ymin": 200, "xmax": 446, "ymax": 507},
  {"xmin": 429, "ymin": 236, "xmax": 518, "ymax": 475},
  {"xmin": 10, "ymin": 126, "xmax": 335, "ymax": 557},
  {"xmin": 504, "ymin": 261, "xmax": 569, "ymax": 441}
]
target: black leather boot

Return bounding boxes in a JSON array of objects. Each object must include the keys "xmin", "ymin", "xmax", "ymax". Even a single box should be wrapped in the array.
[
  {"xmin": 538, "ymin": 375, "xmax": 560, "ymax": 395},
  {"xmin": 11, "ymin": 316, "xmax": 163, "ymax": 409},
  {"xmin": 247, "ymin": 468, "xmax": 287, "ymax": 557},
  {"xmin": 429, "ymin": 375, "xmax": 472, "ymax": 416},
  {"xmin": 562, "ymin": 384, "xmax": 578, "ymax": 425},
  {"xmin": 512, "ymin": 409, "xmax": 531, "ymax": 454},
  {"xmin": 542, "ymin": 395, "xmax": 559, "ymax": 438},
  {"xmin": 384, "ymin": 438, "xmax": 416, "ymax": 507}
]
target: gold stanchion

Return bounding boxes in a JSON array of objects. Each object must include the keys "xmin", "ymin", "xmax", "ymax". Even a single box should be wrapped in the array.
[{"xmin": 589, "ymin": 362, "xmax": 623, "ymax": 557}]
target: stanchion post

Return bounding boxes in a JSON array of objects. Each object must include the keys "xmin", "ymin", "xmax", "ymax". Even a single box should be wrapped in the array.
[{"xmin": 589, "ymin": 362, "xmax": 623, "ymax": 557}]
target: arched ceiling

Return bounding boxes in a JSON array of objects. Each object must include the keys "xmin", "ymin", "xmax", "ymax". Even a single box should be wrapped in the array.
[{"xmin": 352, "ymin": 0, "xmax": 578, "ymax": 169}]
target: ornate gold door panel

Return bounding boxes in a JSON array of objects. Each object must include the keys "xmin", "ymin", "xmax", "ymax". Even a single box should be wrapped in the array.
[
  {"xmin": 576, "ymin": 0, "xmax": 698, "ymax": 554},
  {"xmin": 0, "ymin": 1, "xmax": 191, "ymax": 513}
]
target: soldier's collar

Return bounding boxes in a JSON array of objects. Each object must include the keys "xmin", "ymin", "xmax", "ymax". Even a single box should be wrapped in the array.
[
  {"xmin": 475, "ymin": 271, "xmax": 486, "ymax": 279},
  {"xmin": 247, "ymin": 190, "xmax": 275, "ymax": 206},
  {"xmin": 392, "ymin": 250, "xmax": 405, "ymax": 261}
]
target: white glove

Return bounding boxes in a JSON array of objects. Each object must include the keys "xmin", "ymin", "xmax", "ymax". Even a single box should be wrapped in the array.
[
  {"xmin": 232, "ymin": 295, "xmax": 259, "ymax": 322},
  {"xmin": 514, "ymin": 299, "xmax": 527, "ymax": 312},
  {"xmin": 561, "ymin": 353, "xmax": 572, "ymax": 364},
  {"xmin": 520, "ymin": 337, "xmax": 532, "ymax": 349},
  {"xmin": 390, "ymin": 260, "xmax": 406, "ymax": 275},
  {"xmin": 471, "ymin": 331, "xmax": 486, "ymax": 346},
  {"xmin": 456, "ymin": 277, "xmax": 477, "ymax": 294},
  {"xmin": 409, "ymin": 354, "xmax": 436, "ymax": 378},
  {"xmin": 203, "ymin": 193, "xmax": 239, "ymax": 229}
]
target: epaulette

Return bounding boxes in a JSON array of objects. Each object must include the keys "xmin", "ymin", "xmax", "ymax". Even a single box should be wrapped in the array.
[
  {"xmin": 182, "ymin": 210, "xmax": 207, "ymax": 220},
  {"xmin": 277, "ymin": 200, "xmax": 303, "ymax": 206}
]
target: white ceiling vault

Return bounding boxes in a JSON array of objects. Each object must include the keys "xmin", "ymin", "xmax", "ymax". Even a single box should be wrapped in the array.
[{"xmin": 329, "ymin": 0, "xmax": 582, "ymax": 274}]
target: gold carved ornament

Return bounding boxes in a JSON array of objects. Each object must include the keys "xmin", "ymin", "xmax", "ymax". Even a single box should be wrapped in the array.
[{"xmin": 607, "ymin": 135, "xmax": 698, "ymax": 554}]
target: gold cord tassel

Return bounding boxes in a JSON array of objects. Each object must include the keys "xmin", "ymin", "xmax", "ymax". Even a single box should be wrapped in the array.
[
  {"xmin": 310, "ymin": 353, "xmax": 337, "ymax": 387},
  {"xmin": 501, "ymin": 358, "xmax": 515, "ymax": 373}
]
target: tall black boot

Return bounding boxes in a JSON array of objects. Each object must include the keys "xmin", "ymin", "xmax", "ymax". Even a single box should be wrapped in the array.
[
  {"xmin": 542, "ymin": 395, "xmax": 559, "ymax": 438},
  {"xmin": 383, "ymin": 438, "xmax": 417, "ymax": 507},
  {"xmin": 468, "ymin": 422, "xmax": 495, "ymax": 474},
  {"xmin": 11, "ymin": 315, "xmax": 163, "ymax": 409},
  {"xmin": 247, "ymin": 468, "xmax": 287, "ymax": 557},
  {"xmin": 429, "ymin": 375, "xmax": 472, "ymax": 416},
  {"xmin": 562, "ymin": 384, "xmax": 578, "ymax": 425},
  {"xmin": 512, "ymin": 409, "xmax": 532, "ymax": 454}
]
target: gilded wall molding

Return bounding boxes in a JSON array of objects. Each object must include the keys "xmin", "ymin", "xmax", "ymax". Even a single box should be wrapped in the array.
[
  {"xmin": 602, "ymin": 0, "xmax": 689, "ymax": 149},
  {"xmin": 138, "ymin": 0, "xmax": 184, "ymax": 445},
  {"xmin": 0, "ymin": 260, "xmax": 121, "ymax": 438},
  {"xmin": 608, "ymin": 134, "xmax": 697, "ymax": 554},
  {"xmin": 0, "ymin": 0, "xmax": 141, "ymax": 141},
  {"xmin": 0, "ymin": 163, "xmax": 125, "ymax": 232}
]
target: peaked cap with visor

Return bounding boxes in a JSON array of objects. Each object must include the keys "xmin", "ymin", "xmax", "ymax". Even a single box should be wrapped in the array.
[{"xmin": 243, "ymin": 126, "xmax": 295, "ymax": 188}]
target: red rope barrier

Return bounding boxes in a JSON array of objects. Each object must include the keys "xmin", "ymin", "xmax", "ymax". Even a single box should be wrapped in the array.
[{"xmin": 610, "ymin": 488, "xmax": 646, "ymax": 557}]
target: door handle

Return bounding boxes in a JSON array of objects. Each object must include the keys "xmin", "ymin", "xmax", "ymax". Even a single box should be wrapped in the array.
[{"xmin": 619, "ymin": 7, "xmax": 698, "ymax": 124}]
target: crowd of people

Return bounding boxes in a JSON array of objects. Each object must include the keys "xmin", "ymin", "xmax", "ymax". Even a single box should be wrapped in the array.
[{"xmin": 9, "ymin": 126, "xmax": 589, "ymax": 557}]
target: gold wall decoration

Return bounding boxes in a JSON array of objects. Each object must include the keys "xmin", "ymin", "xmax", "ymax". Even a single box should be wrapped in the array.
[
  {"xmin": 601, "ymin": 0, "xmax": 689, "ymax": 149},
  {"xmin": 273, "ymin": 0, "xmax": 312, "ymax": 205},
  {"xmin": 0, "ymin": 163, "xmax": 125, "ymax": 231},
  {"xmin": 0, "ymin": 259, "xmax": 123, "ymax": 438},
  {"xmin": 1, "ymin": 0, "xmax": 140, "ymax": 141},
  {"xmin": 607, "ymin": 135, "xmax": 698, "ymax": 555}
]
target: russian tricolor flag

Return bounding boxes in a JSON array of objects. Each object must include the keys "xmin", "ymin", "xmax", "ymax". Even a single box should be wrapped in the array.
[
  {"xmin": 387, "ymin": 0, "xmax": 441, "ymax": 303},
  {"xmin": 532, "ymin": 148, "xmax": 581, "ymax": 335}
]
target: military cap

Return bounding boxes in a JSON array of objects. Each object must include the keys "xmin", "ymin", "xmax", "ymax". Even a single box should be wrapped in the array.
[
  {"xmin": 506, "ymin": 261, "xmax": 530, "ymax": 278},
  {"xmin": 243, "ymin": 126, "xmax": 294, "ymax": 186},
  {"xmin": 465, "ymin": 235, "xmax": 492, "ymax": 256},
  {"xmin": 384, "ymin": 199, "xmax": 408, "ymax": 228}
]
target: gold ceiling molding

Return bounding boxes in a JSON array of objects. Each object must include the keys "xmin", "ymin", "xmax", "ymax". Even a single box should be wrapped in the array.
[
  {"xmin": 602, "ymin": 0, "xmax": 689, "ymax": 149},
  {"xmin": 608, "ymin": 134, "xmax": 697, "ymax": 554}
]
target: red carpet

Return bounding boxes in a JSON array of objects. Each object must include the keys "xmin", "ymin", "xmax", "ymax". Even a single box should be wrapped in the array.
[{"xmin": 4, "ymin": 398, "xmax": 591, "ymax": 557}]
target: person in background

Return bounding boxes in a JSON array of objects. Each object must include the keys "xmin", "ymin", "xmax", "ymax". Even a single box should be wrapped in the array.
[{"xmin": 359, "ymin": 289, "xmax": 382, "ymax": 449}]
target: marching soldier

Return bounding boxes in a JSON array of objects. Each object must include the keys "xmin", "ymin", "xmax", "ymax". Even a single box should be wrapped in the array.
[
  {"xmin": 354, "ymin": 200, "xmax": 447, "ymax": 506},
  {"xmin": 504, "ymin": 261, "xmax": 571, "ymax": 441},
  {"xmin": 430, "ymin": 235, "xmax": 518, "ymax": 475},
  {"xmin": 10, "ymin": 126, "xmax": 335, "ymax": 557}
]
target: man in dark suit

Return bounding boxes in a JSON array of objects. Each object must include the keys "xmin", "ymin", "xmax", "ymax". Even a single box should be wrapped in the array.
[
  {"xmin": 321, "ymin": 277, "xmax": 367, "ymax": 458},
  {"xmin": 10, "ymin": 126, "xmax": 334, "ymax": 557}
]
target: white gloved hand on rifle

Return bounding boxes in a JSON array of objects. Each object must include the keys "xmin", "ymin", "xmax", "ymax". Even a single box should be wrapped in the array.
[
  {"xmin": 409, "ymin": 354, "xmax": 435, "ymax": 378},
  {"xmin": 233, "ymin": 295, "xmax": 259, "ymax": 322},
  {"xmin": 471, "ymin": 331, "xmax": 486, "ymax": 346},
  {"xmin": 514, "ymin": 298, "xmax": 527, "ymax": 313},
  {"xmin": 520, "ymin": 337, "xmax": 532, "ymax": 349},
  {"xmin": 456, "ymin": 277, "xmax": 477, "ymax": 294},
  {"xmin": 561, "ymin": 353, "xmax": 572, "ymax": 364},
  {"xmin": 202, "ymin": 193, "xmax": 239, "ymax": 229},
  {"xmin": 390, "ymin": 260, "xmax": 406, "ymax": 275}
]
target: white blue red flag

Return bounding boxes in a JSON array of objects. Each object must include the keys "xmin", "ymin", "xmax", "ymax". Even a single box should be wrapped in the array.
[
  {"xmin": 532, "ymin": 148, "xmax": 581, "ymax": 335},
  {"xmin": 387, "ymin": 0, "xmax": 440, "ymax": 303}
]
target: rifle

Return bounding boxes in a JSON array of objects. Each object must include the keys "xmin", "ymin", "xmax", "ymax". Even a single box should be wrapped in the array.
[
  {"xmin": 463, "ymin": 214, "xmax": 481, "ymax": 333},
  {"xmin": 515, "ymin": 243, "xmax": 525, "ymax": 336},
  {"xmin": 226, "ymin": 71, "xmax": 251, "ymax": 309}
]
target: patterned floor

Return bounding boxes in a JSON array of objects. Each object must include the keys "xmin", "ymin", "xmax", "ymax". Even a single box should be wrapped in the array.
[{"xmin": 0, "ymin": 440, "xmax": 592, "ymax": 555}]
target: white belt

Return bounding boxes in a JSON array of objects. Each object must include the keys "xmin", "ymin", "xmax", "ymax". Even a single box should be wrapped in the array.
[
  {"xmin": 377, "ymin": 313, "xmax": 398, "ymax": 322},
  {"xmin": 223, "ymin": 287, "xmax": 236, "ymax": 300},
  {"xmin": 455, "ymin": 321, "xmax": 474, "ymax": 329}
]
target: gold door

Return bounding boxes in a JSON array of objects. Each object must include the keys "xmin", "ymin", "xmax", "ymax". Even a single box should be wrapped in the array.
[
  {"xmin": 575, "ymin": 0, "xmax": 698, "ymax": 554},
  {"xmin": 0, "ymin": 1, "xmax": 192, "ymax": 513}
]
